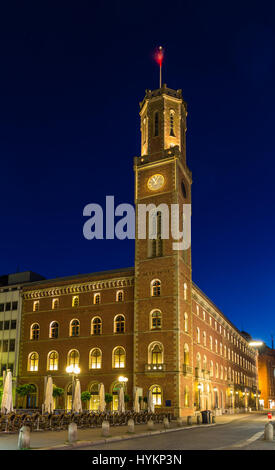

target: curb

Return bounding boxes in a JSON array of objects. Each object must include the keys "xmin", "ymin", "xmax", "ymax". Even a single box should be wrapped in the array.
[{"xmin": 36, "ymin": 423, "xmax": 216, "ymax": 450}]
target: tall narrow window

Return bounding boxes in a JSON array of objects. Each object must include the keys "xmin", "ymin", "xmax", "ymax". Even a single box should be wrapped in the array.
[
  {"xmin": 149, "ymin": 342, "xmax": 163, "ymax": 364},
  {"xmin": 184, "ymin": 313, "xmax": 188, "ymax": 332},
  {"xmin": 28, "ymin": 352, "xmax": 39, "ymax": 371},
  {"xmin": 48, "ymin": 351, "xmax": 58, "ymax": 370},
  {"xmin": 89, "ymin": 349, "xmax": 102, "ymax": 369},
  {"xmin": 151, "ymin": 385, "xmax": 162, "ymax": 405},
  {"xmin": 91, "ymin": 317, "xmax": 102, "ymax": 335},
  {"xmin": 154, "ymin": 112, "xmax": 159, "ymax": 137},
  {"xmin": 72, "ymin": 296, "xmax": 79, "ymax": 307},
  {"xmin": 70, "ymin": 319, "xmax": 80, "ymax": 337},
  {"xmin": 114, "ymin": 315, "xmax": 125, "ymax": 333},
  {"xmin": 50, "ymin": 321, "xmax": 59, "ymax": 338},
  {"xmin": 52, "ymin": 298, "xmax": 59, "ymax": 309},
  {"xmin": 169, "ymin": 110, "xmax": 175, "ymax": 136},
  {"xmin": 94, "ymin": 293, "xmax": 101, "ymax": 304},
  {"xmin": 151, "ymin": 279, "xmax": 161, "ymax": 297},
  {"xmin": 116, "ymin": 290, "xmax": 124, "ymax": 302},
  {"xmin": 113, "ymin": 347, "xmax": 126, "ymax": 368},
  {"xmin": 30, "ymin": 323, "xmax": 40, "ymax": 340},
  {"xmin": 33, "ymin": 301, "xmax": 39, "ymax": 312},
  {"xmin": 68, "ymin": 349, "xmax": 80, "ymax": 367},
  {"xmin": 151, "ymin": 310, "xmax": 162, "ymax": 329}
]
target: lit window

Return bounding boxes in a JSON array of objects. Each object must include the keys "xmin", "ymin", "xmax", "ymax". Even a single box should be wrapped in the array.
[
  {"xmin": 52, "ymin": 298, "xmax": 59, "ymax": 309},
  {"xmin": 48, "ymin": 351, "xmax": 58, "ymax": 370},
  {"xmin": 184, "ymin": 313, "xmax": 188, "ymax": 332},
  {"xmin": 184, "ymin": 344, "xmax": 189, "ymax": 365},
  {"xmin": 151, "ymin": 385, "xmax": 162, "ymax": 405},
  {"xmin": 91, "ymin": 317, "xmax": 102, "ymax": 335},
  {"xmin": 72, "ymin": 296, "xmax": 79, "ymax": 307},
  {"xmin": 68, "ymin": 349, "xmax": 79, "ymax": 367},
  {"xmin": 89, "ymin": 349, "xmax": 102, "ymax": 369},
  {"xmin": 113, "ymin": 347, "xmax": 126, "ymax": 368},
  {"xmin": 30, "ymin": 323, "xmax": 40, "ymax": 340},
  {"xmin": 28, "ymin": 352, "xmax": 39, "ymax": 371},
  {"xmin": 169, "ymin": 110, "xmax": 175, "ymax": 136},
  {"xmin": 33, "ymin": 301, "xmax": 39, "ymax": 312},
  {"xmin": 183, "ymin": 283, "xmax": 187, "ymax": 301},
  {"xmin": 151, "ymin": 343, "xmax": 163, "ymax": 364},
  {"xmin": 203, "ymin": 331, "xmax": 206, "ymax": 346},
  {"xmin": 197, "ymin": 327, "xmax": 200, "ymax": 343}
]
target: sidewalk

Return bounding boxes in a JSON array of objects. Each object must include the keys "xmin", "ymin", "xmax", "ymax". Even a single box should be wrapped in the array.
[{"xmin": 0, "ymin": 413, "xmax": 254, "ymax": 450}]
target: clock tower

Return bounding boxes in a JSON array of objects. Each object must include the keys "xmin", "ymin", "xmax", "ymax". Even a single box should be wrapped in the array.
[{"xmin": 133, "ymin": 84, "xmax": 194, "ymax": 417}]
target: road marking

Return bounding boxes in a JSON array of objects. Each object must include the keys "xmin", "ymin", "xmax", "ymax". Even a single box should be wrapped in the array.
[{"xmin": 213, "ymin": 430, "xmax": 264, "ymax": 450}]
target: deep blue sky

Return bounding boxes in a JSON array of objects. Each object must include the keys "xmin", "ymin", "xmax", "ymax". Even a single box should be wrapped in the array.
[{"xmin": 0, "ymin": 1, "xmax": 274, "ymax": 345}]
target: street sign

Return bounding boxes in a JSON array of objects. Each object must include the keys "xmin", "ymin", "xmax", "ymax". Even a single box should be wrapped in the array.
[{"xmin": 268, "ymin": 413, "xmax": 272, "ymax": 420}]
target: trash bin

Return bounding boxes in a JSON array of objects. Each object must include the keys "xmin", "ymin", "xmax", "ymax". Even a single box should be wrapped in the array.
[{"xmin": 201, "ymin": 410, "xmax": 210, "ymax": 424}]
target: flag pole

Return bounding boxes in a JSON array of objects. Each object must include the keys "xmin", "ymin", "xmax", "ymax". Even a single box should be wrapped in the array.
[{"xmin": 160, "ymin": 63, "xmax": 162, "ymax": 88}]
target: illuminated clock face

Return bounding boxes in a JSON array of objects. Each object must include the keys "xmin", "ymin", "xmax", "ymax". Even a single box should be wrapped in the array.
[{"xmin": 147, "ymin": 174, "xmax": 165, "ymax": 191}]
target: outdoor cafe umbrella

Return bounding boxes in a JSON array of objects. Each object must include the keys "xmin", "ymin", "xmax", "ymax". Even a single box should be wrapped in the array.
[
  {"xmin": 118, "ymin": 386, "xmax": 125, "ymax": 413},
  {"xmin": 44, "ymin": 375, "xmax": 54, "ymax": 414},
  {"xmin": 133, "ymin": 389, "xmax": 140, "ymax": 413},
  {"xmin": 99, "ymin": 383, "xmax": 106, "ymax": 412},
  {"xmin": 148, "ymin": 389, "xmax": 155, "ymax": 413},
  {"xmin": 73, "ymin": 379, "xmax": 82, "ymax": 413},
  {"xmin": 1, "ymin": 369, "xmax": 13, "ymax": 414}
]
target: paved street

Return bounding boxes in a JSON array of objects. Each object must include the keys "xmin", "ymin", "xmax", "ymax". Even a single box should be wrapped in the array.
[{"xmin": 74, "ymin": 414, "xmax": 273, "ymax": 451}]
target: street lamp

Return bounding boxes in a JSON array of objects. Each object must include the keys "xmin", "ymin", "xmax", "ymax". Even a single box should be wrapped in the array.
[{"xmin": 66, "ymin": 365, "xmax": 80, "ymax": 411}]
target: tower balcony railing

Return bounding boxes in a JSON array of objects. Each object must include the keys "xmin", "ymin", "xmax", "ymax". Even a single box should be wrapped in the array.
[
  {"xmin": 145, "ymin": 363, "xmax": 166, "ymax": 372},
  {"xmin": 182, "ymin": 364, "xmax": 193, "ymax": 376}
]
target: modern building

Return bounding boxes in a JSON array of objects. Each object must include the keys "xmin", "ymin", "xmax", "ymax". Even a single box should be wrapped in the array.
[
  {"xmin": 0, "ymin": 271, "xmax": 45, "ymax": 402},
  {"xmin": 18, "ymin": 83, "xmax": 259, "ymax": 416}
]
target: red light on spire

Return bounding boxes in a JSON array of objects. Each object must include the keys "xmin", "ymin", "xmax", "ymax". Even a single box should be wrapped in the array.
[{"xmin": 155, "ymin": 46, "xmax": 164, "ymax": 67}]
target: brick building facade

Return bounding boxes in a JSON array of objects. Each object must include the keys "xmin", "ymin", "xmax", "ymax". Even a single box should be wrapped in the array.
[
  {"xmin": 18, "ymin": 83, "xmax": 259, "ymax": 416},
  {"xmin": 258, "ymin": 344, "xmax": 275, "ymax": 409}
]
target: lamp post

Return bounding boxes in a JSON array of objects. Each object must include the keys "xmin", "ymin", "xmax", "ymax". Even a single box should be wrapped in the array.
[{"xmin": 66, "ymin": 365, "xmax": 80, "ymax": 411}]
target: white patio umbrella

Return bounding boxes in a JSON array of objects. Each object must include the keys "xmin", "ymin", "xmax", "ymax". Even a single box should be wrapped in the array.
[
  {"xmin": 118, "ymin": 386, "xmax": 125, "ymax": 413},
  {"xmin": 44, "ymin": 376, "xmax": 54, "ymax": 413},
  {"xmin": 99, "ymin": 383, "xmax": 106, "ymax": 412},
  {"xmin": 148, "ymin": 390, "xmax": 155, "ymax": 413},
  {"xmin": 133, "ymin": 389, "xmax": 140, "ymax": 413},
  {"xmin": 1, "ymin": 370, "xmax": 13, "ymax": 414},
  {"xmin": 73, "ymin": 379, "xmax": 82, "ymax": 413}
]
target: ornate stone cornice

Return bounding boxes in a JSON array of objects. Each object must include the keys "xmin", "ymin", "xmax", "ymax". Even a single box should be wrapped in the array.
[{"xmin": 22, "ymin": 276, "xmax": 135, "ymax": 300}]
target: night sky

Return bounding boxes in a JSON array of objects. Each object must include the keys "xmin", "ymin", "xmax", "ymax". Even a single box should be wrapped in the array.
[{"xmin": 0, "ymin": 1, "xmax": 274, "ymax": 345}]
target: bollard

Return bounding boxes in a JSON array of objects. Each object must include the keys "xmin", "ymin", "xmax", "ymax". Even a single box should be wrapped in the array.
[
  {"xmin": 264, "ymin": 422, "xmax": 274, "ymax": 441},
  {"xmin": 127, "ymin": 418, "xmax": 135, "ymax": 434},
  {"xmin": 18, "ymin": 426, "xmax": 31, "ymax": 450},
  {"xmin": 177, "ymin": 417, "xmax": 183, "ymax": 427},
  {"xmin": 163, "ymin": 417, "xmax": 170, "ymax": 429},
  {"xmin": 101, "ymin": 420, "xmax": 110, "ymax": 437},
  {"xmin": 68, "ymin": 422, "xmax": 77, "ymax": 443},
  {"xmin": 187, "ymin": 416, "xmax": 193, "ymax": 426},
  {"xmin": 147, "ymin": 419, "xmax": 154, "ymax": 430},
  {"xmin": 197, "ymin": 414, "xmax": 201, "ymax": 425}
]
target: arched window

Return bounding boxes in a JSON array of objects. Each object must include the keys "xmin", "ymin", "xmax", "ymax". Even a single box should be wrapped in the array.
[
  {"xmin": 113, "ymin": 347, "xmax": 126, "ymax": 368},
  {"xmin": 149, "ymin": 212, "xmax": 163, "ymax": 258},
  {"xmin": 33, "ymin": 301, "xmax": 39, "ymax": 312},
  {"xmin": 28, "ymin": 352, "xmax": 39, "ymax": 371},
  {"xmin": 216, "ymin": 363, "xmax": 219, "ymax": 378},
  {"xmin": 48, "ymin": 351, "xmax": 58, "ymax": 370},
  {"xmin": 203, "ymin": 355, "xmax": 207, "ymax": 371},
  {"xmin": 184, "ymin": 312, "xmax": 188, "ymax": 332},
  {"xmin": 72, "ymin": 296, "xmax": 79, "ymax": 307},
  {"xmin": 203, "ymin": 331, "xmax": 206, "ymax": 346},
  {"xmin": 151, "ymin": 310, "xmax": 162, "ymax": 329},
  {"xmin": 49, "ymin": 321, "xmax": 59, "ymax": 339},
  {"xmin": 94, "ymin": 293, "xmax": 101, "ymax": 305},
  {"xmin": 184, "ymin": 385, "xmax": 189, "ymax": 407},
  {"xmin": 90, "ymin": 383, "xmax": 100, "ymax": 411},
  {"xmin": 116, "ymin": 290, "xmax": 124, "ymax": 302},
  {"xmin": 91, "ymin": 317, "xmax": 102, "ymax": 335},
  {"xmin": 183, "ymin": 343, "xmax": 189, "ymax": 365},
  {"xmin": 149, "ymin": 342, "xmax": 164, "ymax": 365},
  {"xmin": 89, "ymin": 348, "xmax": 102, "ymax": 369},
  {"xmin": 169, "ymin": 110, "xmax": 175, "ymax": 136},
  {"xmin": 220, "ymin": 365, "xmax": 223, "ymax": 380},
  {"xmin": 184, "ymin": 283, "xmax": 187, "ymax": 300},
  {"xmin": 67, "ymin": 349, "xmax": 80, "ymax": 367},
  {"xmin": 52, "ymin": 298, "xmax": 59, "ymax": 309},
  {"xmin": 196, "ymin": 327, "xmax": 200, "ymax": 343},
  {"xmin": 151, "ymin": 279, "xmax": 161, "ymax": 297},
  {"xmin": 196, "ymin": 353, "xmax": 201, "ymax": 370},
  {"xmin": 114, "ymin": 315, "xmax": 125, "ymax": 333},
  {"xmin": 150, "ymin": 385, "xmax": 162, "ymax": 406},
  {"xmin": 154, "ymin": 111, "xmax": 159, "ymax": 137},
  {"xmin": 70, "ymin": 319, "xmax": 80, "ymax": 337},
  {"xmin": 210, "ymin": 336, "xmax": 213, "ymax": 350},
  {"xmin": 210, "ymin": 360, "xmax": 214, "ymax": 377},
  {"xmin": 30, "ymin": 323, "xmax": 40, "ymax": 340}
]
